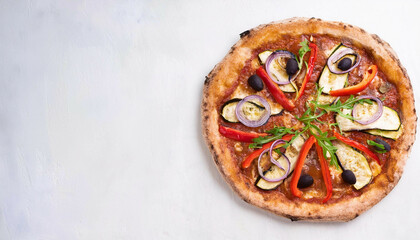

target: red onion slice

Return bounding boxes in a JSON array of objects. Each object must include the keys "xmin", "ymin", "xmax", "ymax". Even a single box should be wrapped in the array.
[
  {"xmin": 257, "ymin": 140, "xmax": 291, "ymax": 182},
  {"xmin": 331, "ymin": 97, "xmax": 340, "ymax": 106},
  {"xmin": 235, "ymin": 95, "xmax": 271, "ymax": 127},
  {"xmin": 327, "ymin": 47, "xmax": 361, "ymax": 74},
  {"xmin": 352, "ymin": 96, "xmax": 383, "ymax": 125},
  {"xmin": 265, "ymin": 50, "xmax": 299, "ymax": 85}
]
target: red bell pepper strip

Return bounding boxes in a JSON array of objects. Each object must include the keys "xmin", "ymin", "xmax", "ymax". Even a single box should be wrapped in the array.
[
  {"xmin": 256, "ymin": 66, "xmax": 295, "ymax": 112},
  {"xmin": 296, "ymin": 42, "xmax": 318, "ymax": 100},
  {"xmin": 333, "ymin": 131, "xmax": 380, "ymax": 164},
  {"xmin": 219, "ymin": 125, "xmax": 268, "ymax": 143},
  {"xmin": 290, "ymin": 135, "xmax": 316, "ymax": 198},
  {"xmin": 315, "ymin": 141, "xmax": 333, "ymax": 203},
  {"xmin": 241, "ymin": 134, "xmax": 294, "ymax": 169},
  {"xmin": 329, "ymin": 65, "xmax": 378, "ymax": 96}
]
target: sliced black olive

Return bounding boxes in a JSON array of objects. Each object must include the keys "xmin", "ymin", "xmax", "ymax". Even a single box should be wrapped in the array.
[
  {"xmin": 337, "ymin": 57, "xmax": 352, "ymax": 71},
  {"xmin": 342, "ymin": 170, "xmax": 357, "ymax": 185},
  {"xmin": 374, "ymin": 138, "xmax": 391, "ymax": 152},
  {"xmin": 248, "ymin": 75, "xmax": 264, "ymax": 91},
  {"xmin": 286, "ymin": 58, "xmax": 299, "ymax": 75},
  {"xmin": 297, "ymin": 174, "xmax": 313, "ymax": 189}
]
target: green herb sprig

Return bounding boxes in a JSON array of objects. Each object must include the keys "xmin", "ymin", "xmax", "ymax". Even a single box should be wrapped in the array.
[
  {"xmin": 309, "ymin": 127, "xmax": 340, "ymax": 168},
  {"xmin": 295, "ymin": 107, "xmax": 340, "ymax": 167},
  {"xmin": 249, "ymin": 78, "xmax": 375, "ymax": 168},
  {"xmin": 367, "ymin": 140, "xmax": 387, "ymax": 153},
  {"xmin": 249, "ymin": 126, "xmax": 297, "ymax": 149},
  {"xmin": 281, "ymin": 84, "xmax": 375, "ymax": 167},
  {"xmin": 296, "ymin": 39, "xmax": 311, "ymax": 70},
  {"xmin": 310, "ymin": 86, "xmax": 373, "ymax": 121}
]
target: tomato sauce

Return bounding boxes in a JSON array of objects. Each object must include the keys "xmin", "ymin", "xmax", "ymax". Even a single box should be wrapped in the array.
[{"xmin": 217, "ymin": 34, "xmax": 400, "ymax": 203}]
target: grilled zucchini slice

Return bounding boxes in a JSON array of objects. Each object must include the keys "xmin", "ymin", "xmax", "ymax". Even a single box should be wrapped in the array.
[
  {"xmin": 221, "ymin": 98, "xmax": 283, "ymax": 122},
  {"xmin": 336, "ymin": 106, "xmax": 401, "ymax": 131},
  {"xmin": 364, "ymin": 126, "xmax": 403, "ymax": 140},
  {"xmin": 317, "ymin": 94, "xmax": 337, "ymax": 105},
  {"xmin": 220, "ymin": 99, "xmax": 266, "ymax": 123},
  {"xmin": 333, "ymin": 141, "xmax": 373, "ymax": 190},
  {"xmin": 220, "ymin": 99, "xmax": 242, "ymax": 123},
  {"xmin": 279, "ymin": 81, "xmax": 298, "ymax": 93},
  {"xmin": 258, "ymin": 50, "xmax": 273, "ymax": 64},
  {"xmin": 318, "ymin": 44, "xmax": 356, "ymax": 94},
  {"xmin": 258, "ymin": 50, "xmax": 297, "ymax": 93},
  {"xmin": 255, "ymin": 135, "xmax": 307, "ymax": 190}
]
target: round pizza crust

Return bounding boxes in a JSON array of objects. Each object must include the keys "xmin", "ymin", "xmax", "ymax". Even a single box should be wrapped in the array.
[{"xmin": 201, "ymin": 17, "xmax": 416, "ymax": 221}]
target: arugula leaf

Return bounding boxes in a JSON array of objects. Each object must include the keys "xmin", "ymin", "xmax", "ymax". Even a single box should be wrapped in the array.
[
  {"xmin": 367, "ymin": 140, "xmax": 387, "ymax": 153},
  {"xmin": 296, "ymin": 39, "xmax": 311, "ymax": 70},
  {"xmin": 249, "ymin": 126, "xmax": 296, "ymax": 149},
  {"xmin": 249, "ymin": 82, "xmax": 378, "ymax": 170},
  {"xmin": 297, "ymin": 110, "xmax": 326, "ymax": 123},
  {"xmin": 327, "ymin": 122, "xmax": 340, "ymax": 130},
  {"xmin": 310, "ymin": 86, "xmax": 373, "ymax": 121},
  {"xmin": 282, "ymin": 125, "xmax": 308, "ymax": 149},
  {"xmin": 367, "ymin": 140, "xmax": 384, "ymax": 149},
  {"xmin": 316, "ymin": 135, "xmax": 339, "ymax": 168},
  {"xmin": 273, "ymin": 148, "xmax": 283, "ymax": 155},
  {"xmin": 293, "ymin": 105, "xmax": 340, "ymax": 168},
  {"xmin": 299, "ymin": 39, "xmax": 310, "ymax": 58}
]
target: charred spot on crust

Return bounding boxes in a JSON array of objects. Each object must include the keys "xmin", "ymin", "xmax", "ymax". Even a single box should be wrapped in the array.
[
  {"xmin": 240, "ymin": 30, "xmax": 250, "ymax": 38},
  {"xmin": 213, "ymin": 155, "xmax": 220, "ymax": 165},
  {"xmin": 228, "ymin": 46, "xmax": 236, "ymax": 54},
  {"xmin": 406, "ymin": 145, "xmax": 412, "ymax": 151},
  {"xmin": 372, "ymin": 34, "xmax": 383, "ymax": 44},
  {"xmin": 283, "ymin": 213, "xmax": 303, "ymax": 222},
  {"xmin": 204, "ymin": 76, "xmax": 210, "ymax": 85}
]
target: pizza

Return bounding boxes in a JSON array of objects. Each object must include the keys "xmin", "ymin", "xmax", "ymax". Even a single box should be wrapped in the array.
[{"xmin": 201, "ymin": 17, "xmax": 416, "ymax": 221}]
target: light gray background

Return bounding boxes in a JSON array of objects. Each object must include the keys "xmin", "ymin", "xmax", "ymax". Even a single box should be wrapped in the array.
[{"xmin": 1, "ymin": 0, "xmax": 419, "ymax": 239}]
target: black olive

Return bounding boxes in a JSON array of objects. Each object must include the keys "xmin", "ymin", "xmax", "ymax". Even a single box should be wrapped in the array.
[
  {"xmin": 248, "ymin": 74, "xmax": 264, "ymax": 91},
  {"xmin": 286, "ymin": 58, "xmax": 299, "ymax": 75},
  {"xmin": 342, "ymin": 170, "xmax": 357, "ymax": 185},
  {"xmin": 374, "ymin": 138, "xmax": 391, "ymax": 152},
  {"xmin": 337, "ymin": 57, "xmax": 352, "ymax": 71},
  {"xmin": 297, "ymin": 174, "xmax": 313, "ymax": 189}
]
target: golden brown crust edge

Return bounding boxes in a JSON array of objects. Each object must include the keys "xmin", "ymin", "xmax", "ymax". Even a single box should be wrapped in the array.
[{"xmin": 201, "ymin": 17, "xmax": 416, "ymax": 222}]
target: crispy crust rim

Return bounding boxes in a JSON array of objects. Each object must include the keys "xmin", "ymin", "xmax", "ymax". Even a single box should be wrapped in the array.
[{"xmin": 201, "ymin": 17, "xmax": 416, "ymax": 222}]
